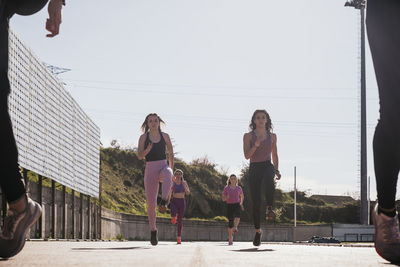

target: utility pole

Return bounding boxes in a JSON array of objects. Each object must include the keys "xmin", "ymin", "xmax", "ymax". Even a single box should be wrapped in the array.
[
  {"xmin": 345, "ymin": 0, "xmax": 368, "ymax": 225},
  {"xmin": 294, "ymin": 166, "xmax": 297, "ymax": 228}
]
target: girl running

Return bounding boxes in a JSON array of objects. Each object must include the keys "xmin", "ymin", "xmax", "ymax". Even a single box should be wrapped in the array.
[
  {"xmin": 243, "ymin": 109, "xmax": 281, "ymax": 246},
  {"xmin": 222, "ymin": 174, "xmax": 244, "ymax": 245},
  {"xmin": 138, "ymin": 113, "xmax": 174, "ymax": 246},
  {"xmin": 168, "ymin": 169, "xmax": 190, "ymax": 244}
]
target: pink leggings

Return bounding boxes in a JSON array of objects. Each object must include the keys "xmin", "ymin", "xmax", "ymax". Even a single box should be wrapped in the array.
[{"xmin": 144, "ymin": 160, "xmax": 173, "ymax": 231}]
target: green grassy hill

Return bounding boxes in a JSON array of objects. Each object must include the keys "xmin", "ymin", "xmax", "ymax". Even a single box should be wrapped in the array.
[
  {"xmin": 100, "ymin": 147, "xmax": 228, "ymax": 220},
  {"xmin": 100, "ymin": 147, "xmax": 361, "ymax": 224}
]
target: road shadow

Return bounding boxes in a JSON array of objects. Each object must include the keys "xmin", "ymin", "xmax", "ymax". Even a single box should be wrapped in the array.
[
  {"xmin": 72, "ymin": 246, "xmax": 150, "ymax": 251},
  {"xmin": 231, "ymin": 248, "xmax": 274, "ymax": 252},
  {"xmin": 383, "ymin": 262, "xmax": 400, "ymax": 266}
]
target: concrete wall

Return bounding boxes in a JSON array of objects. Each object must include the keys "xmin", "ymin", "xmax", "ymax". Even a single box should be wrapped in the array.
[
  {"xmin": 0, "ymin": 179, "xmax": 375, "ymax": 242},
  {"xmin": 101, "ymin": 208, "xmax": 333, "ymax": 242},
  {"xmin": 333, "ymin": 224, "xmax": 375, "ymax": 242}
]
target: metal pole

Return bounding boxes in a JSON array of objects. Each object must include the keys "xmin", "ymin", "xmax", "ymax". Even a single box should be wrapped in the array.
[
  {"xmin": 344, "ymin": 0, "xmax": 368, "ymax": 226},
  {"xmin": 294, "ymin": 166, "xmax": 297, "ymax": 228},
  {"xmin": 367, "ymin": 176, "xmax": 370, "ymax": 225},
  {"xmin": 360, "ymin": 5, "xmax": 368, "ymax": 225}
]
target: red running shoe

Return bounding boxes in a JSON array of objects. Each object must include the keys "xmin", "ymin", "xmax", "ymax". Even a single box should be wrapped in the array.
[
  {"xmin": 177, "ymin": 237, "xmax": 181, "ymax": 244},
  {"xmin": 171, "ymin": 216, "xmax": 177, "ymax": 224}
]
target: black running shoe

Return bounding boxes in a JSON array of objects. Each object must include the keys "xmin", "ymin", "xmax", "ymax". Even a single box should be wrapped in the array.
[
  {"xmin": 150, "ymin": 230, "xmax": 158, "ymax": 246},
  {"xmin": 253, "ymin": 231, "xmax": 262, "ymax": 246}
]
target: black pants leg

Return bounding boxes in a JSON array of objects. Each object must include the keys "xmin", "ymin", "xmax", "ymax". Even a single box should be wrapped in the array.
[
  {"xmin": 0, "ymin": 1, "xmax": 26, "ymax": 203},
  {"xmin": 367, "ymin": 0, "xmax": 400, "ymax": 210},
  {"xmin": 249, "ymin": 161, "xmax": 275, "ymax": 229}
]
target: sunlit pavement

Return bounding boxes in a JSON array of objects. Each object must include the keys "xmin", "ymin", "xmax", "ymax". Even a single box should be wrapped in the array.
[{"xmin": 0, "ymin": 240, "xmax": 392, "ymax": 266}]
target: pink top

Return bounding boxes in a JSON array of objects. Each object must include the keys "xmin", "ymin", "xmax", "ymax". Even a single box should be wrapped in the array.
[
  {"xmin": 223, "ymin": 186, "xmax": 243, "ymax": 204},
  {"xmin": 250, "ymin": 131, "xmax": 272, "ymax": 163}
]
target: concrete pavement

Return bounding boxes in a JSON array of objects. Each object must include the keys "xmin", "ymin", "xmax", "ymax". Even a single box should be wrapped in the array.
[{"xmin": 0, "ymin": 241, "xmax": 394, "ymax": 267}]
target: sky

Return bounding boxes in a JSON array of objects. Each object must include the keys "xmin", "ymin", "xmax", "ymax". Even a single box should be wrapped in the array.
[{"xmin": 11, "ymin": 0, "xmax": 391, "ymax": 200}]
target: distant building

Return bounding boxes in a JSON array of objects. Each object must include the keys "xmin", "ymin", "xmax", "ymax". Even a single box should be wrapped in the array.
[
  {"xmin": 7, "ymin": 29, "xmax": 100, "ymax": 198},
  {"xmin": 310, "ymin": 195, "xmax": 355, "ymax": 206}
]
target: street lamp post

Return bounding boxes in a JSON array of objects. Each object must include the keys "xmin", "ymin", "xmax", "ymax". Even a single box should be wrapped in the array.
[{"xmin": 345, "ymin": 0, "xmax": 368, "ymax": 225}]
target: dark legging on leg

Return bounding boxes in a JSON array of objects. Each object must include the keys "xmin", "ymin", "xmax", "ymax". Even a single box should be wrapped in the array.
[
  {"xmin": 367, "ymin": 0, "xmax": 400, "ymax": 211},
  {"xmin": 171, "ymin": 198, "xmax": 186, "ymax": 236},
  {"xmin": 227, "ymin": 203, "xmax": 241, "ymax": 228},
  {"xmin": 0, "ymin": 3, "xmax": 26, "ymax": 203},
  {"xmin": 249, "ymin": 161, "xmax": 275, "ymax": 229}
]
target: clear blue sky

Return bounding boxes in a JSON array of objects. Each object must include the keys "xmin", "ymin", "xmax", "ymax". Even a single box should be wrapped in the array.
[{"xmin": 11, "ymin": 0, "xmax": 390, "ymax": 200}]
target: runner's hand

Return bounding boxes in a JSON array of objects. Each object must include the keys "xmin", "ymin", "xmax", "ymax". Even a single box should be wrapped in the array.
[
  {"xmin": 46, "ymin": 0, "xmax": 63, "ymax": 37},
  {"xmin": 254, "ymin": 135, "xmax": 264, "ymax": 147}
]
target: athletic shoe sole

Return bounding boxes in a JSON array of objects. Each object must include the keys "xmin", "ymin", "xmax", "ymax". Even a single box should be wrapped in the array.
[
  {"xmin": 1, "ymin": 201, "xmax": 42, "ymax": 258},
  {"xmin": 372, "ymin": 207, "xmax": 400, "ymax": 263}
]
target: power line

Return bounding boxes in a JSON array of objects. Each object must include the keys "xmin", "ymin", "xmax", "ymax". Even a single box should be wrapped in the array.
[
  {"xmin": 86, "ymin": 107, "xmax": 377, "ymax": 128},
  {"xmin": 68, "ymin": 84, "xmax": 365, "ymax": 101},
  {"xmin": 65, "ymin": 78, "xmax": 366, "ymax": 92}
]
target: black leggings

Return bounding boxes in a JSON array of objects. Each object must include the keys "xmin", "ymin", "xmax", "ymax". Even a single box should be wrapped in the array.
[
  {"xmin": 367, "ymin": 0, "xmax": 400, "ymax": 210},
  {"xmin": 227, "ymin": 203, "xmax": 241, "ymax": 228},
  {"xmin": 0, "ymin": 1, "xmax": 29, "ymax": 203},
  {"xmin": 249, "ymin": 161, "xmax": 275, "ymax": 229}
]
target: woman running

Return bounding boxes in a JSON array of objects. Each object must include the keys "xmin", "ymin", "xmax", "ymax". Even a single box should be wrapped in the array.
[
  {"xmin": 138, "ymin": 113, "xmax": 174, "ymax": 246},
  {"xmin": 168, "ymin": 169, "xmax": 190, "ymax": 244},
  {"xmin": 243, "ymin": 109, "xmax": 281, "ymax": 246},
  {"xmin": 222, "ymin": 174, "xmax": 244, "ymax": 245}
]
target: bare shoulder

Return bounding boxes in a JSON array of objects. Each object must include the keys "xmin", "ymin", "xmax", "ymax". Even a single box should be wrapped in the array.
[
  {"xmin": 243, "ymin": 132, "xmax": 252, "ymax": 140},
  {"xmin": 271, "ymin": 133, "xmax": 277, "ymax": 141},
  {"xmin": 162, "ymin": 132, "xmax": 170, "ymax": 140},
  {"xmin": 139, "ymin": 133, "xmax": 147, "ymax": 141}
]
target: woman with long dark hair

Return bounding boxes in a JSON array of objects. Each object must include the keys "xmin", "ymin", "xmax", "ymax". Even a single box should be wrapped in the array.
[
  {"xmin": 243, "ymin": 109, "xmax": 281, "ymax": 246},
  {"xmin": 138, "ymin": 113, "xmax": 174, "ymax": 246}
]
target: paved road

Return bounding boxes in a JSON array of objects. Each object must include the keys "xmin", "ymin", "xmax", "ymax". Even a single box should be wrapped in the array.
[{"xmin": 0, "ymin": 241, "xmax": 394, "ymax": 266}]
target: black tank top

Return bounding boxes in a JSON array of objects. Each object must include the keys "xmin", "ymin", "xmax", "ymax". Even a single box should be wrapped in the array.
[{"xmin": 145, "ymin": 132, "xmax": 167, "ymax": 161}]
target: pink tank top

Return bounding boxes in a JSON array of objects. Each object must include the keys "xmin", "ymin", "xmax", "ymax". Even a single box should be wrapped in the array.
[{"xmin": 250, "ymin": 131, "xmax": 272, "ymax": 163}]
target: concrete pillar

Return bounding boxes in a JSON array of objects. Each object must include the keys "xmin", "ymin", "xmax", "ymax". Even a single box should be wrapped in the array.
[
  {"xmin": 62, "ymin": 185, "xmax": 66, "ymax": 239},
  {"xmin": 51, "ymin": 180, "xmax": 56, "ymax": 239},
  {"xmin": 87, "ymin": 195, "xmax": 91, "ymax": 240},
  {"xmin": 71, "ymin": 190, "xmax": 75, "ymax": 239},
  {"xmin": 93, "ymin": 202, "xmax": 97, "ymax": 240},
  {"xmin": 37, "ymin": 175, "xmax": 43, "ymax": 238},
  {"xmin": 98, "ymin": 202, "xmax": 101, "ymax": 240},
  {"xmin": 80, "ymin": 194, "xmax": 83, "ymax": 239}
]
